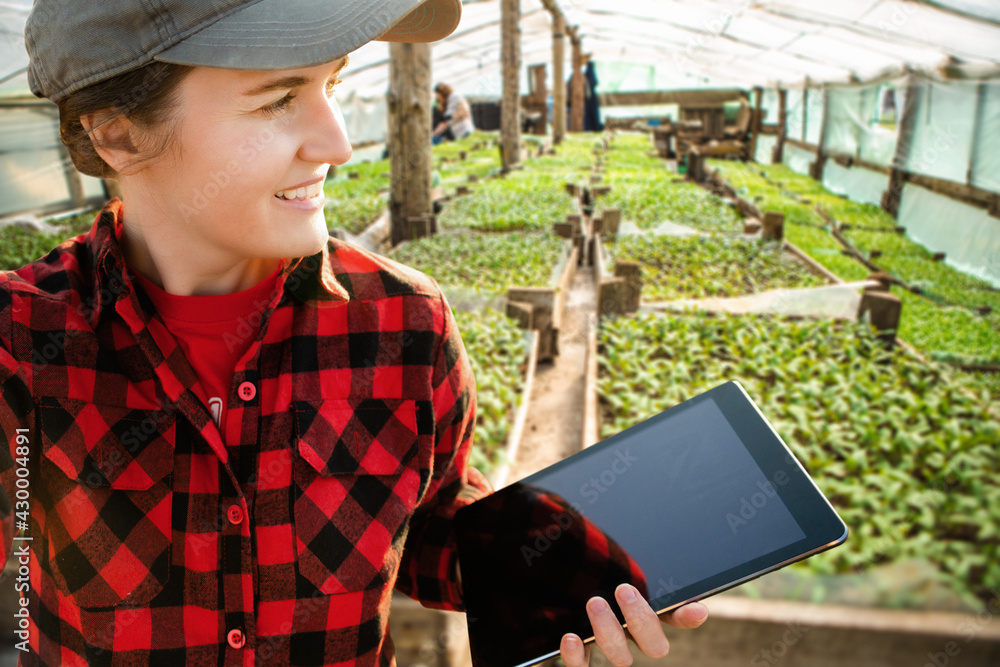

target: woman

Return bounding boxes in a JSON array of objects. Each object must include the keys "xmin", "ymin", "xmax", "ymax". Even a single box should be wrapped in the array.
[
  {"xmin": 0, "ymin": 0, "xmax": 706, "ymax": 664},
  {"xmin": 433, "ymin": 82, "xmax": 475, "ymax": 144}
]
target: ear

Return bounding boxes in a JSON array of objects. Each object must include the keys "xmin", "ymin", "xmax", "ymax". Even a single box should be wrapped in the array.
[{"xmin": 79, "ymin": 110, "xmax": 145, "ymax": 176}]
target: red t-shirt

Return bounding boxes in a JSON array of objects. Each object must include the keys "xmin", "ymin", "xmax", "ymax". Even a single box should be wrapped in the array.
[{"xmin": 129, "ymin": 265, "xmax": 281, "ymax": 444}]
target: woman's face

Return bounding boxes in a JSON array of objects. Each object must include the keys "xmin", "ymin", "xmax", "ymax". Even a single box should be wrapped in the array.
[{"xmin": 130, "ymin": 57, "xmax": 352, "ymax": 264}]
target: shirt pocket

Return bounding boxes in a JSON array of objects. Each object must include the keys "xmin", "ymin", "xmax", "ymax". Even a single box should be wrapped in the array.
[
  {"xmin": 37, "ymin": 397, "xmax": 174, "ymax": 608},
  {"xmin": 291, "ymin": 398, "xmax": 424, "ymax": 596}
]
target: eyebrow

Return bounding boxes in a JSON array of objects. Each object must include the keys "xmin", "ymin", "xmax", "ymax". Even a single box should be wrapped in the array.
[{"xmin": 241, "ymin": 57, "xmax": 350, "ymax": 97}]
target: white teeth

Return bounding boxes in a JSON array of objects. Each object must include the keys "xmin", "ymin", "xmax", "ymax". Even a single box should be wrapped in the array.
[{"xmin": 276, "ymin": 182, "xmax": 323, "ymax": 200}]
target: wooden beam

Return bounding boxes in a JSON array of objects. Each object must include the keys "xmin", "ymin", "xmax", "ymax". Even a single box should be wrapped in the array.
[
  {"xmin": 538, "ymin": 0, "xmax": 578, "ymax": 44},
  {"xmin": 810, "ymin": 87, "xmax": 831, "ymax": 181},
  {"xmin": 785, "ymin": 138, "xmax": 818, "ymax": 154},
  {"xmin": 904, "ymin": 172, "xmax": 999, "ymax": 211},
  {"xmin": 831, "ymin": 154, "xmax": 891, "ymax": 176},
  {"xmin": 749, "ymin": 86, "xmax": 763, "ymax": 162},
  {"xmin": 772, "ymin": 88, "xmax": 787, "ymax": 164},
  {"xmin": 552, "ymin": 14, "xmax": 567, "ymax": 145},
  {"xmin": 968, "ymin": 82, "xmax": 986, "ymax": 186},
  {"xmin": 800, "ymin": 80, "xmax": 809, "ymax": 144},
  {"xmin": 388, "ymin": 42, "xmax": 433, "ymax": 246},
  {"xmin": 882, "ymin": 79, "xmax": 920, "ymax": 218},
  {"xmin": 570, "ymin": 40, "xmax": 584, "ymax": 132},
  {"xmin": 501, "ymin": 0, "xmax": 522, "ymax": 170},
  {"xmin": 598, "ymin": 89, "xmax": 744, "ymax": 108},
  {"xmin": 829, "ymin": 150, "xmax": 999, "ymax": 212}
]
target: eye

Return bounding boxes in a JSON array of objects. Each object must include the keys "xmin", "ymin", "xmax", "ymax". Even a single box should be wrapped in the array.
[
  {"xmin": 259, "ymin": 76, "xmax": 342, "ymax": 118},
  {"xmin": 260, "ymin": 93, "xmax": 294, "ymax": 117}
]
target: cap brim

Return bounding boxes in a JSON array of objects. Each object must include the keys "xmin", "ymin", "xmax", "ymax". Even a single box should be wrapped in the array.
[
  {"xmin": 156, "ymin": 0, "xmax": 460, "ymax": 70},
  {"xmin": 378, "ymin": 0, "xmax": 461, "ymax": 43}
]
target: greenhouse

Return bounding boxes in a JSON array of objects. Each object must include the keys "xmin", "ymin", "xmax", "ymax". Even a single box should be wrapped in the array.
[{"xmin": 1, "ymin": 0, "xmax": 999, "ymax": 666}]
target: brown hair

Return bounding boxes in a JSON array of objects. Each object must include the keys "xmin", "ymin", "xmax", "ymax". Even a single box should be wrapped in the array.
[
  {"xmin": 434, "ymin": 83, "xmax": 453, "ymax": 99},
  {"xmin": 58, "ymin": 61, "xmax": 195, "ymax": 179}
]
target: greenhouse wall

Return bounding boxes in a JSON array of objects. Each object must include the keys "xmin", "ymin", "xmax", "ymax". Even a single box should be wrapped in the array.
[
  {"xmin": 972, "ymin": 83, "xmax": 1000, "ymax": 193},
  {"xmin": 759, "ymin": 88, "xmax": 780, "ymax": 125},
  {"xmin": 821, "ymin": 162, "xmax": 890, "ymax": 208},
  {"xmin": 785, "ymin": 88, "xmax": 805, "ymax": 142},
  {"xmin": 899, "ymin": 183, "xmax": 1000, "ymax": 288},
  {"xmin": 814, "ymin": 81, "xmax": 899, "ymax": 167},
  {"xmin": 782, "ymin": 143, "xmax": 814, "ymax": 178},
  {"xmin": 0, "ymin": 106, "xmax": 106, "ymax": 218},
  {"xmin": 905, "ymin": 81, "xmax": 977, "ymax": 184},
  {"xmin": 339, "ymin": 91, "xmax": 390, "ymax": 147},
  {"xmin": 822, "ymin": 87, "xmax": 864, "ymax": 159},
  {"xmin": 754, "ymin": 135, "xmax": 777, "ymax": 165},
  {"xmin": 803, "ymin": 88, "xmax": 825, "ymax": 146}
]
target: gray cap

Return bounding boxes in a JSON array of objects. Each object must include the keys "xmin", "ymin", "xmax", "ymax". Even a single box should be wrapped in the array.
[{"xmin": 25, "ymin": 0, "xmax": 462, "ymax": 103}]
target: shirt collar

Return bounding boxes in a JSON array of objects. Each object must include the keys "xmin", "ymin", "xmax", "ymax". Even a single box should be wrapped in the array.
[{"xmin": 85, "ymin": 198, "xmax": 349, "ymax": 326}]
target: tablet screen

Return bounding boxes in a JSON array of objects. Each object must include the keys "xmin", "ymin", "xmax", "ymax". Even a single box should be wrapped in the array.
[{"xmin": 456, "ymin": 382, "xmax": 846, "ymax": 667}]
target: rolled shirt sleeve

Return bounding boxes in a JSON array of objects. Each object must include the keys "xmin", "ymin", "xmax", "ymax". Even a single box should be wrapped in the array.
[{"xmin": 395, "ymin": 289, "xmax": 493, "ymax": 611}]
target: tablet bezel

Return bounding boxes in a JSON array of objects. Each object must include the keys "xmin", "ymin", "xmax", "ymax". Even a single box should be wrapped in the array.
[{"xmin": 456, "ymin": 380, "xmax": 848, "ymax": 667}]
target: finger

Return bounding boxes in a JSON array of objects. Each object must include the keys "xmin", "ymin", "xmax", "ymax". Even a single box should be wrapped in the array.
[
  {"xmin": 661, "ymin": 601, "xmax": 709, "ymax": 630},
  {"xmin": 615, "ymin": 584, "xmax": 669, "ymax": 659},
  {"xmin": 560, "ymin": 634, "xmax": 590, "ymax": 667},
  {"xmin": 587, "ymin": 597, "xmax": 633, "ymax": 667}
]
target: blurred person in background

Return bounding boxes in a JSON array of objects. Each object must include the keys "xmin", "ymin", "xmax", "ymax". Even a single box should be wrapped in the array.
[{"xmin": 433, "ymin": 82, "xmax": 475, "ymax": 144}]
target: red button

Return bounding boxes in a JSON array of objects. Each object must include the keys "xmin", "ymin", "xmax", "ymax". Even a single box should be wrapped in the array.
[
  {"xmin": 227, "ymin": 628, "xmax": 245, "ymax": 649},
  {"xmin": 237, "ymin": 382, "xmax": 256, "ymax": 401},
  {"xmin": 227, "ymin": 505, "xmax": 244, "ymax": 525}
]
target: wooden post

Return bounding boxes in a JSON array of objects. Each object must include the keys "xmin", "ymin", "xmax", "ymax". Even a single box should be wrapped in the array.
[
  {"xmin": 501, "ymin": 0, "xmax": 522, "ymax": 171},
  {"xmin": 800, "ymin": 80, "xmax": 809, "ymax": 144},
  {"xmin": 506, "ymin": 300, "xmax": 535, "ymax": 330},
  {"xmin": 552, "ymin": 15, "xmax": 567, "ymax": 145},
  {"xmin": 969, "ymin": 83, "xmax": 986, "ymax": 187},
  {"xmin": 598, "ymin": 277, "xmax": 627, "ymax": 317},
  {"xmin": 58, "ymin": 143, "xmax": 87, "ymax": 208},
  {"xmin": 749, "ymin": 86, "xmax": 764, "ymax": 162},
  {"xmin": 865, "ymin": 272, "xmax": 894, "ymax": 292},
  {"xmin": 614, "ymin": 262, "xmax": 642, "ymax": 312},
  {"xmin": 553, "ymin": 222, "xmax": 573, "ymax": 238},
  {"xmin": 686, "ymin": 148, "xmax": 705, "ymax": 183},
  {"xmin": 567, "ymin": 214, "xmax": 583, "ymax": 234},
  {"xmin": 570, "ymin": 39, "xmax": 585, "ymax": 132},
  {"xmin": 762, "ymin": 212, "xmax": 785, "ymax": 241},
  {"xmin": 883, "ymin": 79, "xmax": 919, "ymax": 218},
  {"xmin": 388, "ymin": 42, "xmax": 433, "ymax": 246},
  {"xmin": 772, "ymin": 89, "xmax": 787, "ymax": 164},
  {"xmin": 858, "ymin": 291, "xmax": 902, "ymax": 347},
  {"xmin": 508, "ymin": 287, "xmax": 558, "ymax": 361},
  {"xmin": 810, "ymin": 87, "xmax": 831, "ymax": 181},
  {"xmin": 601, "ymin": 209, "xmax": 621, "ymax": 238}
]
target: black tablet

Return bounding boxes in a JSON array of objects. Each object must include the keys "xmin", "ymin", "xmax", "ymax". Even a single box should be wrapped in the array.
[{"xmin": 455, "ymin": 381, "xmax": 847, "ymax": 667}]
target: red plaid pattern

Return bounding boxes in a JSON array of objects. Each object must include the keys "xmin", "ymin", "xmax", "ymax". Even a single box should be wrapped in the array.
[{"xmin": 0, "ymin": 198, "xmax": 491, "ymax": 665}]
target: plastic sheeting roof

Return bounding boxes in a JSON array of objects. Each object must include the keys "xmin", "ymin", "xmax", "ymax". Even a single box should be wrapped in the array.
[
  {"xmin": 334, "ymin": 0, "xmax": 1000, "ymax": 99},
  {"xmin": 3, "ymin": 0, "xmax": 1000, "ymax": 100}
]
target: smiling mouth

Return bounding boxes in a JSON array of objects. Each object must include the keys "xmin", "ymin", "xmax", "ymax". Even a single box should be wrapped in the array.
[{"xmin": 275, "ymin": 182, "xmax": 323, "ymax": 201}]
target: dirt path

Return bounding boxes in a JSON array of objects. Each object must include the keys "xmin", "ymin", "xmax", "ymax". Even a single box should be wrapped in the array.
[{"xmin": 507, "ymin": 264, "xmax": 597, "ymax": 483}]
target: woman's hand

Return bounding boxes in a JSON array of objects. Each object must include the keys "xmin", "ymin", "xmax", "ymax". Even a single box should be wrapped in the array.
[{"xmin": 559, "ymin": 585, "xmax": 708, "ymax": 666}]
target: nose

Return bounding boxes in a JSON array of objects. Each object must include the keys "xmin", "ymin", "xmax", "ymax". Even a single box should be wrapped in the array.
[{"xmin": 300, "ymin": 93, "xmax": 353, "ymax": 167}]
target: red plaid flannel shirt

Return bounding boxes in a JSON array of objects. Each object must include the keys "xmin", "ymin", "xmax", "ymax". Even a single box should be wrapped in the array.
[{"xmin": 0, "ymin": 198, "xmax": 492, "ymax": 666}]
